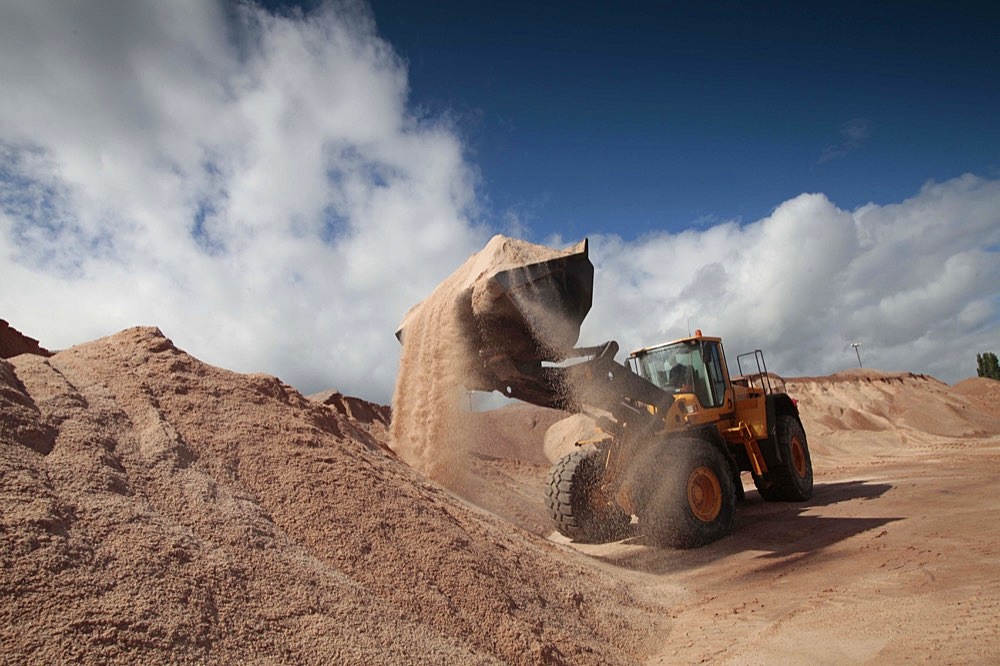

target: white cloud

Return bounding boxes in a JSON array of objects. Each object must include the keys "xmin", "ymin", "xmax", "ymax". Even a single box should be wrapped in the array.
[
  {"xmin": 582, "ymin": 175, "xmax": 1000, "ymax": 383},
  {"xmin": 1, "ymin": 1, "xmax": 998, "ymax": 405},
  {"xmin": 1, "ymin": 0, "xmax": 486, "ymax": 401}
]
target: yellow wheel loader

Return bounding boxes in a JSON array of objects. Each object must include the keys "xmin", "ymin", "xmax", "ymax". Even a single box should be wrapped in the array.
[
  {"xmin": 398, "ymin": 236, "xmax": 813, "ymax": 548},
  {"xmin": 543, "ymin": 334, "xmax": 812, "ymax": 547}
]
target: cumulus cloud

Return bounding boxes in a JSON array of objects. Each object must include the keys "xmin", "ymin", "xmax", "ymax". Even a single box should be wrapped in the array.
[
  {"xmin": 580, "ymin": 175, "xmax": 1000, "ymax": 383},
  {"xmin": 1, "ymin": 1, "xmax": 998, "ymax": 405},
  {"xmin": 0, "ymin": 0, "xmax": 486, "ymax": 400}
]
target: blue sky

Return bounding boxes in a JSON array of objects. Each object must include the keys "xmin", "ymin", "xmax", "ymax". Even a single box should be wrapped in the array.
[
  {"xmin": 367, "ymin": 0, "xmax": 998, "ymax": 238},
  {"xmin": 1, "ymin": 0, "xmax": 998, "ymax": 402}
]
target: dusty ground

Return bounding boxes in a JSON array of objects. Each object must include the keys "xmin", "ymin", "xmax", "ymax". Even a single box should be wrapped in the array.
[
  {"xmin": 2, "ymin": 324, "xmax": 999, "ymax": 664},
  {"xmin": 463, "ymin": 372, "xmax": 1000, "ymax": 664},
  {"xmin": 571, "ymin": 434, "xmax": 1000, "ymax": 664}
]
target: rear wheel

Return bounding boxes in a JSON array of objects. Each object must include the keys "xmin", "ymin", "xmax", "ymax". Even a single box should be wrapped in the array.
[
  {"xmin": 640, "ymin": 438, "xmax": 736, "ymax": 549},
  {"xmin": 545, "ymin": 447, "xmax": 630, "ymax": 543},
  {"xmin": 756, "ymin": 415, "xmax": 813, "ymax": 501}
]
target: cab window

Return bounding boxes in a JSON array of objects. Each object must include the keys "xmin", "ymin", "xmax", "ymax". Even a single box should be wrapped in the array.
[
  {"xmin": 700, "ymin": 341, "xmax": 728, "ymax": 408},
  {"xmin": 632, "ymin": 340, "xmax": 728, "ymax": 409}
]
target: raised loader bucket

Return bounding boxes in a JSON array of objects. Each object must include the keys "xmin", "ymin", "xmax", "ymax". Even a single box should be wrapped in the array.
[
  {"xmin": 472, "ymin": 238, "xmax": 593, "ymax": 365},
  {"xmin": 395, "ymin": 235, "xmax": 594, "ymax": 397}
]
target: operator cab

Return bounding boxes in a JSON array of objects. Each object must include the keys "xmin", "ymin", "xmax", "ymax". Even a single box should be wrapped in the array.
[{"xmin": 627, "ymin": 332, "xmax": 730, "ymax": 409}]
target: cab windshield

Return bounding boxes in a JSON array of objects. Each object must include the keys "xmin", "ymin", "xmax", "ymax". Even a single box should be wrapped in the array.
[{"xmin": 631, "ymin": 339, "xmax": 726, "ymax": 408}]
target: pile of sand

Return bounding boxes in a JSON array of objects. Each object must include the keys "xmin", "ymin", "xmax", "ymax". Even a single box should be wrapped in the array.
[
  {"xmin": 950, "ymin": 376, "xmax": 1000, "ymax": 420},
  {"xmin": 785, "ymin": 370, "xmax": 1000, "ymax": 464},
  {"xmin": 0, "ymin": 326, "xmax": 662, "ymax": 664},
  {"xmin": 308, "ymin": 388, "xmax": 393, "ymax": 453},
  {"xmin": 0, "ymin": 318, "xmax": 52, "ymax": 359}
]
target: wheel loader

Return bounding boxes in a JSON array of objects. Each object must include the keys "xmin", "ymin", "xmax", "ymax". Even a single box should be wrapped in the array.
[{"xmin": 397, "ymin": 236, "xmax": 813, "ymax": 548}]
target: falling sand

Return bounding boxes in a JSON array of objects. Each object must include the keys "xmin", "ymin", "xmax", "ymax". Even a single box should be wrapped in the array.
[{"xmin": 389, "ymin": 234, "xmax": 579, "ymax": 488}]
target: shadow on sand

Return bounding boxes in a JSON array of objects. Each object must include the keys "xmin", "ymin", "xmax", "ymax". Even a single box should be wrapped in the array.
[{"xmin": 581, "ymin": 479, "xmax": 901, "ymax": 575}]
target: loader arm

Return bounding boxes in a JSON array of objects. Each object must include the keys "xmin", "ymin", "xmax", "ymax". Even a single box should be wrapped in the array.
[{"xmin": 482, "ymin": 340, "xmax": 672, "ymax": 419}]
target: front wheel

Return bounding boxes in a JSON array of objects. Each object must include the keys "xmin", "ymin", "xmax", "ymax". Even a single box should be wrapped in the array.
[
  {"xmin": 545, "ymin": 447, "xmax": 630, "ymax": 544},
  {"xmin": 755, "ymin": 414, "xmax": 813, "ymax": 501},
  {"xmin": 639, "ymin": 438, "xmax": 737, "ymax": 549}
]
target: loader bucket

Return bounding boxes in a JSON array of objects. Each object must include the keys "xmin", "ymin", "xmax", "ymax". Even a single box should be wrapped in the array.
[
  {"xmin": 395, "ymin": 235, "xmax": 594, "ymax": 395},
  {"xmin": 472, "ymin": 237, "xmax": 594, "ymax": 364}
]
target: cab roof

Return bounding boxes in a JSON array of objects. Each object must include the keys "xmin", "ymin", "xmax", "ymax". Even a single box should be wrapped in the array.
[{"xmin": 629, "ymin": 331, "xmax": 722, "ymax": 358}]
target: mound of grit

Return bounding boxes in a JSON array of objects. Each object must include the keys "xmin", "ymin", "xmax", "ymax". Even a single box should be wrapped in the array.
[
  {"xmin": 0, "ymin": 327, "xmax": 662, "ymax": 665},
  {"xmin": 0, "ymin": 319, "xmax": 52, "ymax": 359},
  {"xmin": 785, "ymin": 369, "xmax": 1000, "ymax": 464}
]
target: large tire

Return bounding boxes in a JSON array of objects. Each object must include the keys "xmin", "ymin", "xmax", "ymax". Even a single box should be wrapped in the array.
[
  {"xmin": 756, "ymin": 414, "xmax": 813, "ymax": 501},
  {"xmin": 639, "ymin": 438, "xmax": 736, "ymax": 549},
  {"xmin": 545, "ymin": 448, "xmax": 630, "ymax": 543}
]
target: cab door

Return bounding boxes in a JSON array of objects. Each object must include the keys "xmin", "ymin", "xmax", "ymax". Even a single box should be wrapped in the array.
[{"xmin": 697, "ymin": 340, "xmax": 732, "ymax": 413}]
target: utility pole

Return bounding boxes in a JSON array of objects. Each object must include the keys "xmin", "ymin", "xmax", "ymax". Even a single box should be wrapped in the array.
[{"xmin": 851, "ymin": 342, "xmax": 863, "ymax": 368}]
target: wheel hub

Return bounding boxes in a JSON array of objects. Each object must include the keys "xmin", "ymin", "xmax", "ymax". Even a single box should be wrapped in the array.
[
  {"xmin": 790, "ymin": 436, "xmax": 807, "ymax": 478},
  {"xmin": 687, "ymin": 466, "xmax": 722, "ymax": 522}
]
